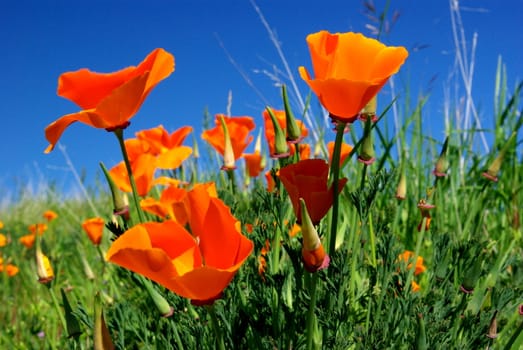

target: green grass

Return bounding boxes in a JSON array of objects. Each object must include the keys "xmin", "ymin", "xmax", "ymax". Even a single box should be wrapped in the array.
[{"xmin": 1, "ymin": 4, "xmax": 522, "ymax": 349}]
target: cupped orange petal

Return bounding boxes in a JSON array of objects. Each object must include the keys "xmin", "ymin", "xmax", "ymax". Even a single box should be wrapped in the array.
[
  {"xmin": 279, "ymin": 158, "xmax": 347, "ymax": 224},
  {"xmin": 82, "ymin": 217, "xmax": 105, "ymax": 245},
  {"xmin": 58, "ymin": 48, "xmax": 174, "ymax": 109},
  {"xmin": 243, "ymin": 152, "xmax": 264, "ymax": 177},
  {"xmin": 45, "ymin": 48, "xmax": 175, "ymax": 153},
  {"xmin": 155, "ymin": 146, "xmax": 192, "ymax": 170},
  {"xmin": 137, "ymin": 125, "xmax": 193, "ymax": 155},
  {"xmin": 299, "ymin": 31, "xmax": 408, "ymax": 120},
  {"xmin": 196, "ymin": 198, "xmax": 254, "ymax": 269}
]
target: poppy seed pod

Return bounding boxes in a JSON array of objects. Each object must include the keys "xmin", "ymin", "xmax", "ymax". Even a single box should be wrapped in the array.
[
  {"xmin": 266, "ymin": 107, "xmax": 290, "ymax": 158},
  {"xmin": 299, "ymin": 198, "xmax": 330, "ymax": 272},
  {"xmin": 482, "ymin": 132, "xmax": 516, "ymax": 182},
  {"xmin": 432, "ymin": 137, "xmax": 450, "ymax": 177},
  {"xmin": 282, "ymin": 85, "xmax": 303, "ymax": 143}
]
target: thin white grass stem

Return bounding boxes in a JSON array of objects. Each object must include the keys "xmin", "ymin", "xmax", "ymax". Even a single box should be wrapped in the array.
[{"xmin": 58, "ymin": 144, "xmax": 100, "ymax": 216}]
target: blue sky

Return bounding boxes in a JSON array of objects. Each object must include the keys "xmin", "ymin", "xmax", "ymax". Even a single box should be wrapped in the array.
[{"xmin": 1, "ymin": 0, "xmax": 521, "ymax": 196}]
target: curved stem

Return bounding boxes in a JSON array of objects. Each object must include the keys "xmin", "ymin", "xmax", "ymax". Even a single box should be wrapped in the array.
[
  {"xmin": 328, "ymin": 122, "xmax": 346, "ymax": 255},
  {"xmin": 47, "ymin": 285, "xmax": 68, "ymax": 335},
  {"xmin": 113, "ymin": 128, "xmax": 146, "ymax": 223}
]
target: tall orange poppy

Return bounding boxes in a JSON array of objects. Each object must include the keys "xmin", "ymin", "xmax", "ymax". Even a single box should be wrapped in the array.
[
  {"xmin": 279, "ymin": 159, "xmax": 347, "ymax": 225},
  {"xmin": 45, "ymin": 48, "xmax": 175, "ymax": 153},
  {"xmin": 299, "ymin": 31, "xmax": 408, "ymax": 122},
  {"xmin": 106, "ymin": 192, "xmax": 253, "ymax": 303}
]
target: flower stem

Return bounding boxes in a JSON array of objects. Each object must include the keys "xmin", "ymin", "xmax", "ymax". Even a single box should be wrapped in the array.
[
  {"xmin": 305, "ymin": 273, "xmax": 319, "ymax": 350},
  {"xmin": 113, "ymin": 128, "xmax": 146, "ymax": 223},
  {"xmin": 328, "ymin": 122, "xmax": 347, "ymax": 255},
  {"xmin": 207, "ymin": 305, "xmax": 226, "ymax": 350},
  {"xmin": 47, "ymin": 285, "xmax": 68, "ymax": 336},
  {"xmin": 225, "ymin": 168, "xmax": 236, "ymax": 195}
]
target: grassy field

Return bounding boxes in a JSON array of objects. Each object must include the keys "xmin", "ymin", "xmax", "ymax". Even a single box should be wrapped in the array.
[{"xmin": 1, "ymin": 6, "xmax": 522, "ymax": 350}]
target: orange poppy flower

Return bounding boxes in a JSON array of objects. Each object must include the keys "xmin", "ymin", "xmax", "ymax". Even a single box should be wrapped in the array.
[
  {"xmin": 19, "ymin": 234, "xmax": 36, "ymax": 249},
  {"xmin": 0, "ymin": 233, "xmax": 7, "ymax": 247},
  {"xmin": 43, "ymin": 210, "xmax": 58, "ymax": 222},
  {"xmin": 0, "ymin": 257, "xmax": 19, "ymax": 277},
  {"xmin": 106, "ymin": 195, "xmax": 253, "ymax": 303},
  {"xmin": 398, "ymin": 250, "xmax": 426, "ymax": 276},
  {"xmin": 243, "ymin": 152, "xmax": 264, "ymax": 177},
  {"xmin": 299, "ymin": 31, "xmax": 408, "ymax": 122},
  {"xmin": 44, "ymin": 48, "xmax": 175, "ymax": 153},
  {"xmin": 136, "ymin": 125, "xmax": 193, "ymax": 169},
  {"xmin": 82, "ymin": 217, "xmax": 106, "ymax": 245},
  {"xmin": 263, "ymin": 108, "xmax": 308, "ymax": 157},
  {"xmin": 265, "ymin": 169, "xmax": 278, "ymax": 192},
  {"xmin": 141, "ymin": 185, "xmax": 189, "ymax": 225},
  {"xmin": 201, "ymin": 115, "xmax": 255, "ymax": 169},
  {"xmin": 109, "ymin": 153, "xmax": 157, "ymax": 196},
  {"xmin": 279, "ymin": 159, "xmax": 347, "ymax": 225},
  {"xmin": 28, "ymin": 223, "xmax": 47, "ymax": 236},
  {"xmin": 136, "ymin": 125, "xmax": 193, "ymax": 155},
  {"xmin": 327, "ymin": 141, "xmax": 354, "ymax": 167}
]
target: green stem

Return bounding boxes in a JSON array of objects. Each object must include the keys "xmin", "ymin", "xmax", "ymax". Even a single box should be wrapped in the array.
[
  {"xmin": 360, "ymin": 164, "xmax": 368, "ymax": 191},
  {"xmin": 367, "ymin": 212, "xmax": 377, "ymax": 267},
  {"xmin": 225, "ymin": 168, "xmax": 236, "ymax": 195},
  {"xmin": 305, "ymin": 273, "xmax": 319, "ymax": 350},
  {"xmin": 47, "ymin": 285, "xmax": 68, "ymax": 336},
  {"xmin": 169, "ymin": 318, "xmax": 186, "ymax": 350},
  {"xmin": 113, "ymin": 128, "xmax": 146, "ymax": 223},
  {"xmin": 328, "ymin": 122, "xmax": 347, "ymax": 255},
  {"xmin": 207, "ymin": 305, "xmax": 226, "ymax": 350}
]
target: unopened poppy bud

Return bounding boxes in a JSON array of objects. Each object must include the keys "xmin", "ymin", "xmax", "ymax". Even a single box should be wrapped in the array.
[
  {"xmin": 358, "ymin": 118, "xmax": 375, "ymax": 165},
  {"xmin": 415, "ymin": 313, "xmax": 428, "ymax": 350},
  {"xmin": 359, "ymin": 95, "xmax": 378, "ymax": 122},
  {"xmin": 61, "ymin": 288, "xmax": 82, "ymax": 339},
  {"xmin": 100, "ymin": 162, "xmax": 129, "ymax": 221},
  {"xmin": 141, "ymin": 278, "xmax": 174, "ymax": 317},
  {"xmin": 35, "ymin": 238, "xmax": 54, "ymax": 284},
  {"xmin": 219, "ymin": 115, "xmax": 236, "ymax": 170},
  {"xmin": 266, "ymin": 107, "xmax": 290, "ymax": 158},
  {"xmin": 417, "ymin": 200, "xmax": 435, "ymax": 232},
  {"xmin": 299, "ymin": 198, "xmax": 330, "ymax": 272},
  {"xmin": 486, "ymin": 310, "xmax": 498, "ymax": 339},
  {"xmin": 519, "ymin": 304, "xmax": 523, "ymax": 315},
  {"xmin": 482, "ymin": 132, "xmax": 516, "ymax": 182},
  {"xmin": 433, "ymin": 137, "xmax": 449, "ymax": 177},
  {"xmin": 81, "ymin": 253, "xmax": 96, "ymax": 280},
  {"xmin": 282, "ymin": 85, "xmax": 302, "ymax": 143},
  {"xmin": 191, "ymin": 132, "xmax": 200, "ymax": 158},
  {"xmin": 93, "ymin": 292, "xmax": 115, "ymax": 350},
  {"xmin": 396, "ymin": 167, "xmax": 407, "ymax": 200}
]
